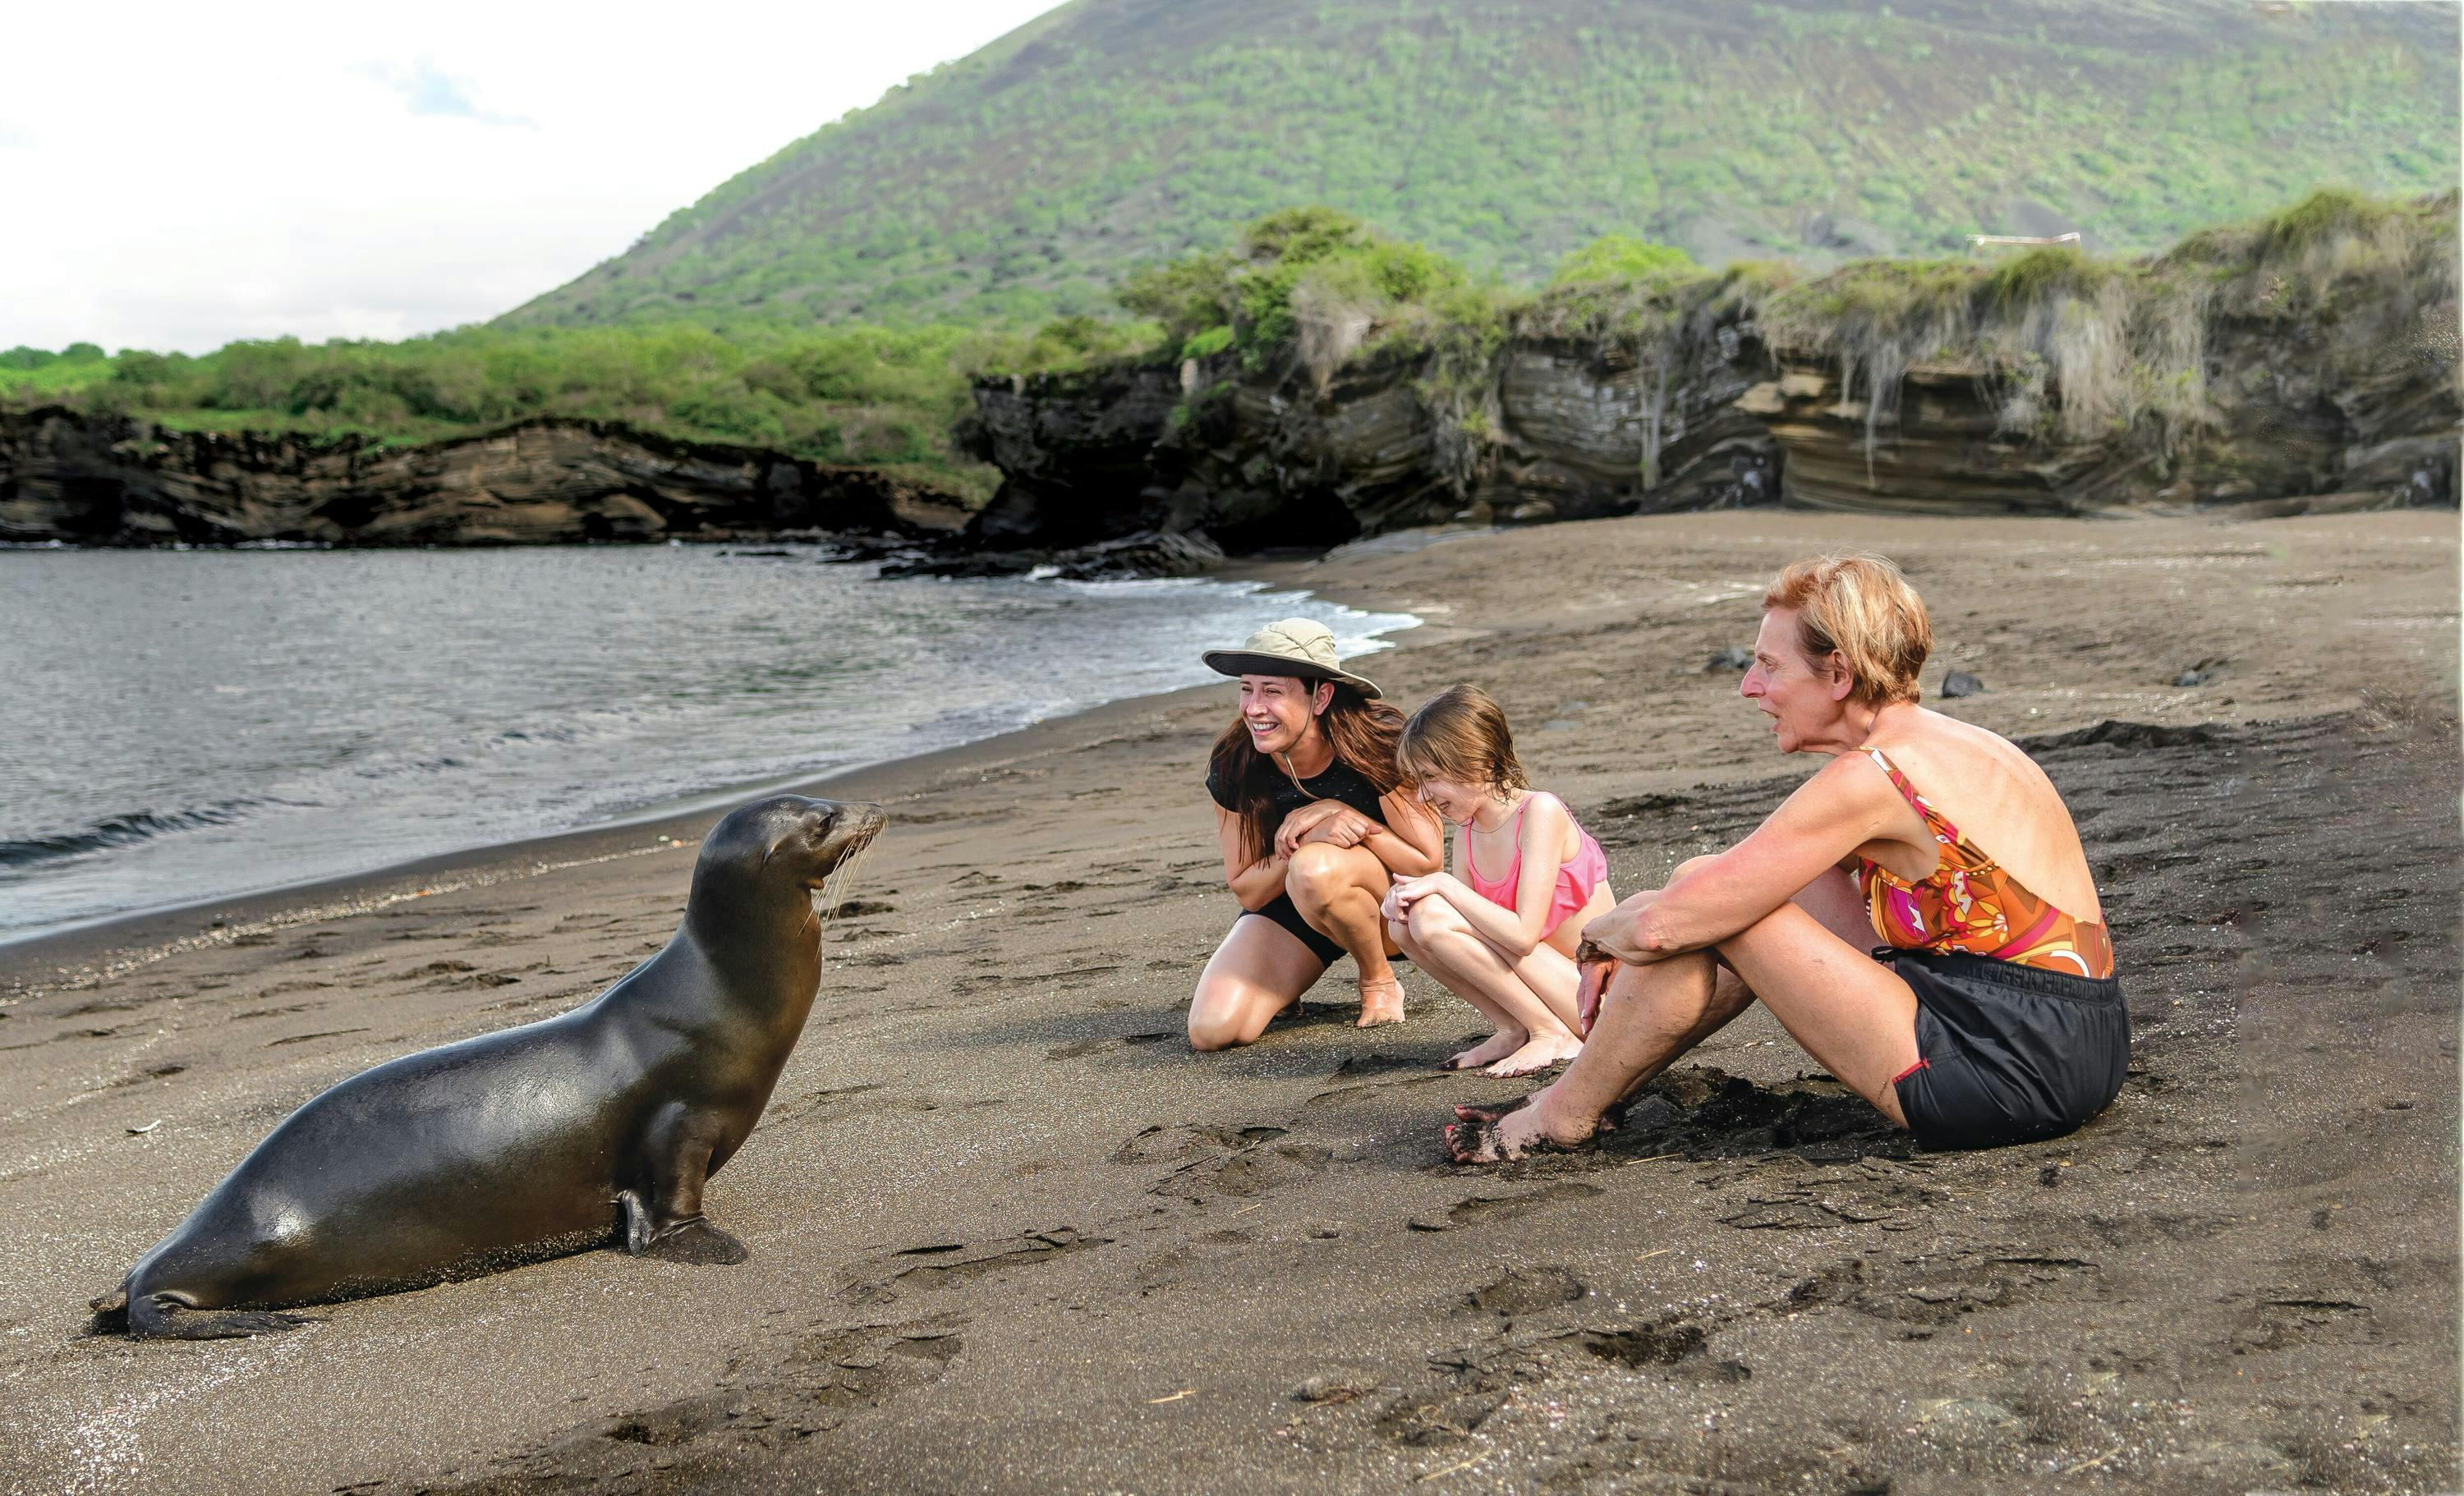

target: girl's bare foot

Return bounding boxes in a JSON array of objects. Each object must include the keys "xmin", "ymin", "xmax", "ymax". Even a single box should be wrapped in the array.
[
  {"xmin": 1480, "ymin": 1030, "xmax": 1582, "ymax": 1078},
  {"xmin": 1357, "ymin": 975, "xmax": 1406, "ymax": 1028},
  {"xmin": 1443, "ymin": 1028, "xmax": 1528, "ymax": 1071},
  {"xmin": 1445, "ymin": 1089, "xmax": 1601, "ymax": 1163}
]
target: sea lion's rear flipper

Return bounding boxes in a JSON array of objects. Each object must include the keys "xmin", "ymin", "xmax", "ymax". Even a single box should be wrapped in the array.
[
  {"xmin": 616, "ymin": 1188, "xmax": 750, "ymax": 1264},
  {"xmin": 115, "ymin": 1291, "xmax": 310, "ymax": 1341}
]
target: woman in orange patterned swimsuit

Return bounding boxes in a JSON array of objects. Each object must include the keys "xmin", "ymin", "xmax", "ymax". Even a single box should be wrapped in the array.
[{"xmin": 1450, "ymin": 553, "xmax": 2128, "ymax": 1161}]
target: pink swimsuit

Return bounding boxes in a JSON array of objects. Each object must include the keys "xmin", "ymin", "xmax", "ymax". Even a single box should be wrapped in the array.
[{"xmin": 1462, "ymin": 792, "xmax": 1610, "ymax": 937}]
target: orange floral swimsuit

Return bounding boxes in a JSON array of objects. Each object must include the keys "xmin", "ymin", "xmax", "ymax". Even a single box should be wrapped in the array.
[{"xmin": 1850, "ymin": 748, "xmax": 2116, "ymax": 980}]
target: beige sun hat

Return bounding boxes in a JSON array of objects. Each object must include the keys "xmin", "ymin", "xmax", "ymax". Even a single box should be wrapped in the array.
[{"xmin": 1202, "ymin": 617, "xmax": 1381, "ymax": 699}]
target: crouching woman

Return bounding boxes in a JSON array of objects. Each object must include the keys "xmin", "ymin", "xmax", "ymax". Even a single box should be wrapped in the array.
[
  {"xmin": 1189, "ymin": 620, "xmax": 1442, "ymax": 1050},
  {"xmin": 1450, "ymin": 554, "xmax": 2128, "ymax": 1161}
]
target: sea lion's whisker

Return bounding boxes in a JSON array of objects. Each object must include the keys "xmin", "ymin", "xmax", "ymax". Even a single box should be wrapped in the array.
[{"xmin": 819, "ymin": 837, "xmax": 880, "ymax": 923}]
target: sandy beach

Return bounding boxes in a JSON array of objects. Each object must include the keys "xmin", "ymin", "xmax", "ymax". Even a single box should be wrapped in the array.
[{"xmin": 1, "ymin": 510, "xmax": 2455, "ymax": 1495}]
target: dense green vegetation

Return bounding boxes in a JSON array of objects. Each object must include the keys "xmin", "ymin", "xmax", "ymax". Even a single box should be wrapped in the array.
[
  {"xmin": 1099, "ymin": 186, "xmax": 2455, "ymax": 485},
  {"xmin": 12, "ymin": 188, "xmax": 2448, "ymax": 506},
  {"xmin": 0, "ymin": 323, "xmax": 1161, "ymax": 501},
  {"xmin": 1753, "ymin": 187, "xmax": 2459, "ymax": 449},
  {"xmin": 505, "ymin": 0, "xmax": 2459, "ymax": 330}
]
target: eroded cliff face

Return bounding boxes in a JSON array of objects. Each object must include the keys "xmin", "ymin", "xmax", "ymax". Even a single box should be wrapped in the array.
[
  {"xmin": 1754, "ymin": 313, "xmax": 2460, "ymax": 516},
  {"xmin": 965, "ymin": 257, "xmax": 2458, "ymax": 549},
  {"xmin": 1488, "ymin": 324, "xmax": 1777, "ymax": 520},
  {"xmin": 0, "ymin": 411, "xmax": 953, "ymax": 546},
  {"xmin": 958, "ymin": 304, "xmax": 1783, "ymax": 551}
]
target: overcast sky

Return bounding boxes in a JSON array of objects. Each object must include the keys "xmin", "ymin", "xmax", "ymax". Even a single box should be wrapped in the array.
[{"xmin": 1, "ymin": 1, "xmax": 1060, "ymax": 355}]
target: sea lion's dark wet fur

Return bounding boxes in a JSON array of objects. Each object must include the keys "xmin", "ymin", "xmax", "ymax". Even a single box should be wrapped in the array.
[{"xmin": 90, "ymin": 795, "xmax": 883, "ymax": 1339}]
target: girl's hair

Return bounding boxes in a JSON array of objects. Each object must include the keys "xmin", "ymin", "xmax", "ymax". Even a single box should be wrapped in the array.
[
  {"xmin": 1760, "ymin": 553, "xmax": 1932, "ymax": 706},
  {"xmin": 1395, "ymin": 684, "xmax": 1529, "ymax": 796},
  {"xmin": 1210, "ymin": 678, "xmax": 1407, "ymax": 863}
]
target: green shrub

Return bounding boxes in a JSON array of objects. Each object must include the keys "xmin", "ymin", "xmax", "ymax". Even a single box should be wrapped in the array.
[
  {"xmin": 1547, "ymin": 236, "xmax": 1701, "ymax": 290},
  {"xmin": 1180, "ymin": 324, "xmax": 1235, "ymax": 360}
]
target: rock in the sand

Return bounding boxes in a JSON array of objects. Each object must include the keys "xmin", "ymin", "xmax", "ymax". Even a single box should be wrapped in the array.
[
  {"xmin": 1705, "ymin": 646, "xmax": 1754, "ymax": 672},
  {"xmin": 1940, "ymin": 669, "xmax": 1988, "ymax": 698},
  {"xmin": 1915, "ymin": 1397, "xmax": 2023, "ymax": 1435},
  {"xmin": 2175, "ymin": 659, "xmax": 2222, "ymax": 687}
]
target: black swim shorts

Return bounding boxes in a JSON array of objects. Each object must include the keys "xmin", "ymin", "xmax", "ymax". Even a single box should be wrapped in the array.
[
  {"xmin": 1240, "ymin": 893, "xmax": 1346, "ymax": 966},
  {"xmin": 1882, "ymin": 948, "xmax": 2130, "ymax": 1150}
]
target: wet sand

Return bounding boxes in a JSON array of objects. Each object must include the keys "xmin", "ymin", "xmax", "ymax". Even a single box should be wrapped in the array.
[{"xmin": 1, "ymin": 510, "xmax": 2455, "ymax": 1495}]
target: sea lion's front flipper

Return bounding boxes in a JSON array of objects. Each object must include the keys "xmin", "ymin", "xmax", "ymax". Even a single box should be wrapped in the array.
[
  {"xmin": 618, "ymin": 1104, "xmax": 751, "ymax": 1265},
  {"xmin": 116, "ymin": 1290, "xmax": 310, "ymax": 1341},
  {"xmin": 616, "ymin": 1190, "xmax": 749, "ymax": 1264}
]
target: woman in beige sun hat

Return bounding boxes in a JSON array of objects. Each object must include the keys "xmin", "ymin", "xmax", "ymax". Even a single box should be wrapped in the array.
[{"xmin": 1190, "ymin": 619, "xmax": 1443, "ymax": 1049}]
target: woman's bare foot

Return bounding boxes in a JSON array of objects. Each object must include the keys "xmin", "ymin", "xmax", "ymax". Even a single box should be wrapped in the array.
[
  {"xmin": 1480, "ymin": 1029, "xmax": 1582, "ymax": 1078},
  {"xmin": 1445, "ymin": 1087, "xmax": 1601, "ymax": 1163},
  {"xmin": 1443, "ymin": 1028, "xmax": 1528, "ymax": 1071},
  {"xmin": 1357, "ymin": 975, "xmax": 1406, "ymax": 1028}
]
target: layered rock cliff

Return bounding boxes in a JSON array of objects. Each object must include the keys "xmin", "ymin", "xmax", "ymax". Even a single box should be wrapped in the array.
[
  {"xmin": 960, "ymin": 300, "xmax": 1781, "ymax": 553},
  {"xmin": 0, "ymin": 410, "xmax": 956, "ymax": 547},
  {"xmin": 962, "ymin": 202, "xmax": 2459, "ymax": 549}
]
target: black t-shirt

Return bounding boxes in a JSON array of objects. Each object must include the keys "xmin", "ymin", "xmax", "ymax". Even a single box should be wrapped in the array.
[{"xmin": 1206, "ymin": 755, "xmax": 1391, "ymax": 841}]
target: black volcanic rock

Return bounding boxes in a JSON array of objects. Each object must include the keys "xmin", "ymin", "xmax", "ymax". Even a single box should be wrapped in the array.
[{"xmin": 0, "ymin": 409, "xmax": 950, "ymax": 547}]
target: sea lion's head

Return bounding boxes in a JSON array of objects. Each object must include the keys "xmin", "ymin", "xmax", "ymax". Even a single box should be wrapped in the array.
[{"xmin": 694, "ymin": 795, "xmax": 887, "ymax": 905}]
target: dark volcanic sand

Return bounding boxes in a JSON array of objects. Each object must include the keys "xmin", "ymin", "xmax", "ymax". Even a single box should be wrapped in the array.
[{"xmin": 0, "ymin": 512, "xmax": 2454, "ymax": 1495}]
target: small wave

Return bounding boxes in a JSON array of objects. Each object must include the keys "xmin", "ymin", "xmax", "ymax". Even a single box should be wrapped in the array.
[{"xmin": 0, "ymin": 802, "xmax": 257, "ymax": 868}]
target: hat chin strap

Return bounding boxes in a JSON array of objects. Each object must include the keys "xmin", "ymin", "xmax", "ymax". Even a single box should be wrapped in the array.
[{"xmin": 1275, "ymin": 696, "xmax": 1334, "ymax": 787}]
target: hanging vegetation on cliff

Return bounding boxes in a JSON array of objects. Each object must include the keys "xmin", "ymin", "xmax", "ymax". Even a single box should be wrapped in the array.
[{"xmin": 962, "ymin": 189, "xmax": 2457, "ymax": 546}]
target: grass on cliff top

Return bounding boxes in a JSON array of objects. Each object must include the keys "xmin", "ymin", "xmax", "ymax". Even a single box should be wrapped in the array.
[
  {"xmin": 14, "ymin": 189, "xmax": 2448, "ymax": 505},
  {"xmin": 1091, "ymin": 185, "xmax": 2456, "ymax": 392},
  {"xmin": 1745, "ymin": 186, "xmax": 2459, "ymax": 455},
  {"xmin": 0, "ymin": 324, "xmax": 1033, "ymax": 504},
  {"xmin": 1023, "ymin": 186, "xmax": 2455, "ymax": 490}
]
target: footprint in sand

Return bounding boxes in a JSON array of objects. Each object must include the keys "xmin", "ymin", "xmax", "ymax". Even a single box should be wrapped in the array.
[{"xmin": 838, "ymin": 1231, "xmax": 1103, "ymax": 1306}]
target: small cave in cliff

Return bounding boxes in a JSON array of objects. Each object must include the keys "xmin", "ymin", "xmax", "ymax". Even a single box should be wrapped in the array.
[{"xmin": 1206, "ymin": 494, "xmax": 1365, "ymax": 555}]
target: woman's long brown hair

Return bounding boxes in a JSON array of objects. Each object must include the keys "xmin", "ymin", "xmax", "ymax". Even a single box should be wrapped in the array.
[{"xmin": 1210, "ymin": 680, "xmax": 1406, "ymax": 865}]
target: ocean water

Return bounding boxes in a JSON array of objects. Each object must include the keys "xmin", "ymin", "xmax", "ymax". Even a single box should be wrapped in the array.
[{"xmin": 0, "ymin": 544, "xmax": 1415, "ymax": 943}]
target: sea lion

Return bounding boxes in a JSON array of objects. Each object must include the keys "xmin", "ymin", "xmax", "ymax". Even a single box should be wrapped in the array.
[{"xmin": 91, "ymin": 793, "xmax": 883, "ymax": 1339}]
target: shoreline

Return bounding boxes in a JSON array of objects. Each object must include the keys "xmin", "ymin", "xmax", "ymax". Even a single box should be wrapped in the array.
[
  {"xmin": 0, "ymin": 671, "xmax": 1289, "ymax": 996},
  {"xmin": 0, "ymin": 558, "xmax": 1418, "ymax": 985}
]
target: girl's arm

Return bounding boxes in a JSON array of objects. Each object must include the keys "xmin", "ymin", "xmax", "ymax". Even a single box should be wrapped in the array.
[
  {"xmin": 1217, "ymin": 808, "xmax": 1289, "ymax": 912},
  {"xmin": 1362, "ymin": 786, "xmax": 1443, "ymax": 877},
  {"xmin": 1408, "ymin": 794, "xmax": 1570, "ymax": 959},
  {"xmin": 1581, "ymin": 755, "xmax": 1905, "ymax": 962}
]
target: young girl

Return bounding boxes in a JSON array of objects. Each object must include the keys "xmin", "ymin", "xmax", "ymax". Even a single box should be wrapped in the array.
[{"xmin": 1381, "ymin": 685, "xmax": 1615, "ymax": 1076}]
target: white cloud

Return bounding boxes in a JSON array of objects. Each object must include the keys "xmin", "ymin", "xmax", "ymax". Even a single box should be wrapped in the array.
[
  {"xmin": 353, "ymin": 57, "xmax": 536, "ymax": 129},
  {"xmin": 0, "ymin": 0, "xmax": 1061, "ymax": 354}
]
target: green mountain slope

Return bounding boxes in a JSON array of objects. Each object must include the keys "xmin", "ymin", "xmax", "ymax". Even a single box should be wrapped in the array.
[{"xmin": 503, "ymin": 0, "xmax": 2459, "ymax": 329}]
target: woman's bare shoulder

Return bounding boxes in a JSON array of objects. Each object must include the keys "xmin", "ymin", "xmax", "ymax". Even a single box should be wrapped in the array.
[
  {"xmin": 1870, "ymin": 708, "xmax": 2030, "ymax": 770},
  {"xmin": 1872, "ymin": 710, "xmax": 2071, "ymax": 824}
]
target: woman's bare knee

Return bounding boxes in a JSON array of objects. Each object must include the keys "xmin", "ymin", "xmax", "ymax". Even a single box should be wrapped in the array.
[
  {"xmin": 1188, "ymin": 1018, "xmax": 1246, "ymax": 1052},
  {"xmin": 1188, "ymin": 973, "xmax": 1272, "ymax": 1051},
  {"xmin": 1286, "ymin": 842, "xmax": 1348, "ymax": 908},
  {"xmin": 1188, "ymin": 997, "xmax": 1266, "ymax": 1052}
]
